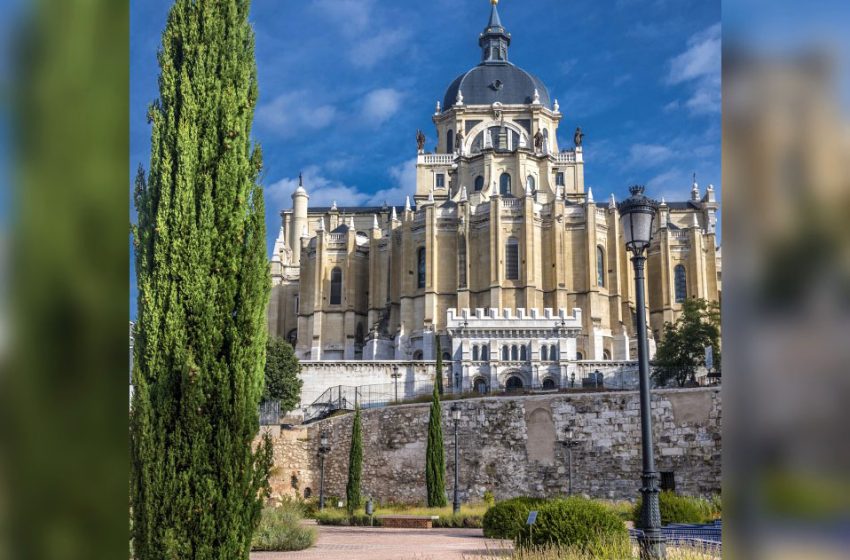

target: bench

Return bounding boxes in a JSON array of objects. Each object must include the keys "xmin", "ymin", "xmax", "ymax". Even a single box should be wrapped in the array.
[{"xmin": 377, "ymin": 515, "xmax": 440, "ymax": 529}]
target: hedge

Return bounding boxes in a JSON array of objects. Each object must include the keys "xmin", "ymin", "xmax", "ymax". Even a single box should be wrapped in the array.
[
  {"xmin": 482, "ymin": 497, "xmax": 546, "ymax": 539},
  {"xmin": 518, "ymin": 497, "xmax": 628, "ymax": 553}
]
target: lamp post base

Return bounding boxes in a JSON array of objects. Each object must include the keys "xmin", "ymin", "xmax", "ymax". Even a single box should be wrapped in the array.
[{"xmin": 638, "ymin": 533, "xmax": 667, "ymax": 560}]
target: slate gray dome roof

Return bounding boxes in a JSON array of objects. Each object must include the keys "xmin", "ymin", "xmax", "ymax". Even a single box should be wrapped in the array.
[
  {"xmin": 442, "ymin": 1, "xmax": 551, "ymax": 109},
  {"xmin": 443, "ymin": 64, "xmax": 550, "ymax": 109}
]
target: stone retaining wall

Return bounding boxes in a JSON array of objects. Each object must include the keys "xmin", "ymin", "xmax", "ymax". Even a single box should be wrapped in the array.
[{"xmin": 263, "ymin": 387, "xmax": 721, "ymax": 505}]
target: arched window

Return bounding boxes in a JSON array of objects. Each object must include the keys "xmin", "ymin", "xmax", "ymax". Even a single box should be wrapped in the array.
[
  {"xmin": 472, "ymin": 346, "xmax": 479, "ymax": 361},
  {"xmin": 520, "ymin": 345, "xmax": 527, "ymax": 361},
  {"xmin": 474, "ymin": 175, "xmax": 484, "ymax": 191},
  {"xmin": 446, "ymin": 129, "xmax": 454, "ymax": 153},
  {"xmin": 412, "ymin": 350, "xmax": 424, "ymax": 360},
  {"xmin": 526, "ymin": 175, "xmax": 535, "ymax": 193},
  {"xmin": 501, "ymin": 346, "xmax": 509, "ymax": 361},
  {"xmin": 675, "ymin": 264, "xmax": 687, "ymax": 302},
  {"xmin": 506, "ymin": 376, "xmax": 523, "ymax": 391},
  {"xmin": 481, "ymin": 344, "xmax": 488, "ymax": 361},
  {"xmin": 355, "ymin": 323, "xmax": 364, "ymax": 344},
  {"xmin": 576, "ymin": 351, "xmax": 583, "ymax": 361},
  {"xmin": 511, "ymin": 345, "xmax": 518, "ymax": 361},
  {"xmin": 417, "ymin": 247, "xmax": 426, "ymax": 289},
  {"xmin": 499, "ymin": 172, "xmax": 511, "ymax": 195},
  {"xmin": 603, "ymin": 349, "xmax": 611, "ymax": 360},
  {"xmin": 550, "ymin": 345, "xmax": 558, "ymax": 360},
  {"xmin": 597, "ymin": 246, "xmax": 606, "ymax": 287},
  {"xmin": 505, "ymin": 237, "xmax": 519, "ymax": 280},
  {"xmin": 330, "ymin": 267, "xmax": 342, "ymax": 304},
  {"xmin": 458, "ymin": 235, "xmax": 467, "ymax": 288},
  {"xmin": 541, "ymin": 346, "xmax": 548, "ymax": 361},
  {"xmin": 287, "ymin": 329, "xmax": 297, "ymax": 345}
]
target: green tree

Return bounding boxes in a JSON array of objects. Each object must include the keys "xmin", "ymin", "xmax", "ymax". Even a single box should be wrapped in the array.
[
  {"xmin": 425, "ymin": 382, "xmax": 447, "ymax": 507},
  {"xmin": 346, "ymin": 405, "xmax": 363, "ymax": 514},
  {"xmin": 264, "ymin": 336, "xmax": 302, "ymax": 414},
  {"xmin": 130, "ymin": 1, "xmax": 273, "ymax": 558},
  {"xmin": 652, "ymin": 297, "xmax": 721, "ymax": 387},
  {"xmin": 435, "ymin": 335, "xmax": 444, "ymax": 395}
]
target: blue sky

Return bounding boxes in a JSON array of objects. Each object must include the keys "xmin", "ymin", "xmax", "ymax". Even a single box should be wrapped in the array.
[{"xmin": 130, "ymin": 0, "xmax": 721, "ymax": 320}]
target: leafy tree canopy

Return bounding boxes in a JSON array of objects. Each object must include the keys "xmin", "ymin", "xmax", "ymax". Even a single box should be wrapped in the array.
[
  {"xmin": 264, "ymin": 335, "xmax": 302, "ymax": 414},
  {"xmin": 652, "ymin": 297, "xmax": 720, "ymax": 387}
]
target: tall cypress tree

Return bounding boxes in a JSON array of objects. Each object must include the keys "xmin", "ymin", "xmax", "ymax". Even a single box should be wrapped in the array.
[
  {"xmin": 435, "ymin": 335, "xmax": 444, "ymax": 395},
  {"xmin": 130, "ymin": 1, "xmax": 272, "ymax": 558},
  {"xmin": 346, "ymin": 406, "xmax": 363, "ymax": 514},
  {"xmin": 425, "ymin": 382, "xmax": 447, "ymax": 507}
]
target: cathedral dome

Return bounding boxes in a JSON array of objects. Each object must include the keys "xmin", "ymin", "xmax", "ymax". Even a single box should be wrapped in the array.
[
  {"xmin": 443, "ymin": 65, "xmax": 550, "ymax": 110},
  {"xmin": 442, "ymin": 1, "xmax": 551, "ymax": 110}
]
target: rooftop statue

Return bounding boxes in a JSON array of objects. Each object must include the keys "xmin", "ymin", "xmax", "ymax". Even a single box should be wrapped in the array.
[
  {"xmin": 416, "ymin": 129, "xmax": 426, "ymax": 152},
  {"xmin": 574, "ymin": 127, "xmax": 585, "ymax": 147}
]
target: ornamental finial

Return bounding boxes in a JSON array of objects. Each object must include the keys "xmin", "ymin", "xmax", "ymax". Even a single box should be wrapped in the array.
[{"xmin": 491, "ymin": 0, "xmax": 499, "ymax": 5}]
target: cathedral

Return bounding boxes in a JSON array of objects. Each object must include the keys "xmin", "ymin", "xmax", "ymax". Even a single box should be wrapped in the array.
[{"xmin": 268, "ymin": 1, "xmax": 720, "ymax": 397}]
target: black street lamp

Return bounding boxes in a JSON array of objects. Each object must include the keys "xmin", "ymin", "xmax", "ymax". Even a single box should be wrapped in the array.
[
  {"xmin": 618, "ymin": 185, "xmax": 666, "ymax": 559},
  {"xmin": 570, "ymin": 371, "xmax": 576, "ymax": 388},
  {"xmin": 391, "ymin": 364, "xmax": 401, "ymax": 403},
  {"xmin": 562, "ymin": 426, "xmax": 579, "ymax": 495},
  {"xmin": 317, "ymin": 430, "xmax": 331, "ymax": 511},
  {"xmin": 451, "ymin": 403, "xmax": 462, "ymax": 515}
]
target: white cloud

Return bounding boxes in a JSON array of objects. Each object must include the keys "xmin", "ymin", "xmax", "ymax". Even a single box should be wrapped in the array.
[
  {"xmin": 265, "ymin": 158, "xmax": 417, "ymax": 211},
  {"xmin": 351, "ymin": 28, "xmax": 410, "ymax": 68},
  {"xmin": 646, "ymin": 168, "xmax": 691, "ymax": 200},
  {"xmin": 255, "ymin": 91, "xmax": 337, "ymax": 137},
  {"xmin": 629, "ymin": 143, "xmax": 673, "ymax": 167},
  {"xmin": 665, "ymin": 23, "xmax": 721, "ymax": 115},
  {"xmin": 312, "ymin": 0, "xmax": 375, "ymax": 33},
  {"xmin": 361, "ymin": 88, "xmax": 403, "ymax": 125}
]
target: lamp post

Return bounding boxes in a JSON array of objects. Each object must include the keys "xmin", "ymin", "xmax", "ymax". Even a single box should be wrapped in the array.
[
  {"xmin": 562, "ymin": 426, "xmax": 579, "ymax": 495},
  {"xmin": 618, "ymin": 185, "xmax": 666, "ymax": 559},
  {"xmin": 451, "ymin": 403, "xmax": 462, "ymax": 515},
  {"xmin": 317, "ymin": 430, "xmax": 331, "ymax": 511},
  {"xmin": 391, "ymin": 364, "xmax": 401, "ymax": 403},
  {"xmin": 570, "ymin": 371, "xmax": 575, "ymax": 388},
  {"xmin": 594, "ymin": 368, "xmax": 602, "ymax": 388}
]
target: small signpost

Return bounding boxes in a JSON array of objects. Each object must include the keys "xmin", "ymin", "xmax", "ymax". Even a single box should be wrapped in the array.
[{"xmin": 526, "ymin": 510, "xmax": 538, "ymax": 543}]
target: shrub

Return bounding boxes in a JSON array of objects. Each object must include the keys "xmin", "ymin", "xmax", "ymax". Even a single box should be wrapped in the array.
[
  {"xmin": 483, "ymin": 490, "xmax": 496, "ymax": 507},
  {"xmin": 433, "ymin": 512, "xmax": 483, "ymax": 528},
  {"xmin": 631, "ymin": 491, "xmax": 710, "ymax": 526},
  {"xmin": 518, "ymin": 497, "xmax": 628, "ymax": 553},
  {"xmin": 251, "ymin": 506, "xmax": 316, "ymax": 552},
  {"xmin": 313, "ymin": 511, "xmax": 382, "ymax": 526},
  {"xmin": 482, "ymin": 496, "xmax": 546, "ymax": 539}
]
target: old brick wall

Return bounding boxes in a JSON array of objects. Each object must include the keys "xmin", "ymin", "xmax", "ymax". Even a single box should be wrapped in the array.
[{"xmin": 264, "ymin": 387, "xmax": 721, "ymax": 505}]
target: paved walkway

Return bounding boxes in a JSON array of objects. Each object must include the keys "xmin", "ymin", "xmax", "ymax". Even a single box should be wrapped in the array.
[{"xmin": 250, "ymin": 523, "xmax": 512, "ymax": 560}]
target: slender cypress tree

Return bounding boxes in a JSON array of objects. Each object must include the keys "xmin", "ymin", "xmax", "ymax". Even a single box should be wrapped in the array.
[
  {"xmin": 435, "ymin": 335, "xmax": 444, "ymax": 395},
  {"xmin": 425, "ymin": 382, "xmax": 447, "ymax": 507},
  {"xmin": 130, "ymin": 1, "xmax": 272, "ymax": 558},
  {"xmin": 346, "ymin": 406, "xmax": 363, "ymax": 514}
]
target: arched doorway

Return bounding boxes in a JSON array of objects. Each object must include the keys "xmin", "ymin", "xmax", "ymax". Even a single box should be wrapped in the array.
[
  {"xmin": 473, "ymin": 377, "xmax": 488, "ymax": 395},
  {"xmin": 506, "ymin": 375, "xmax": 523, "ymax": 391},
  {"xmin": 542, "ymin": 378, "xmax": 556, "ymax": 390}
]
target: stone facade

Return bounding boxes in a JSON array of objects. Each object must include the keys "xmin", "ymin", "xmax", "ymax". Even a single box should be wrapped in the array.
[
  {"xmin": 266, "ymin": 3, "xmax": 721, "ymax": 405},
  {"xmin": 264, "ymin": 388, "xmax": 721, "ymax": 505}
]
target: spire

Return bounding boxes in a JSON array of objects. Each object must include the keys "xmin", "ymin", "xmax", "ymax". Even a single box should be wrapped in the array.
[
  {"xmin": 480, "ymin": 0, "xmax": 511, "ymax": 64},
  {"xmin": 331, "ymin": 200, "xmax": 338, "ymax": 211},
  {"xmin": 349, "ymin": 216, "xmax": 355, "ymax": 230},
  {"xmin": 609, "ymin": 193, "xmax": 616, "ymax": 210},
  {"xmin": 586, "ymin": 187, "xmax": 594, "ymax": 203},
  {"xmin": 460, "ymin": 185, "xmax": 468, "ymax": 202},
  {"xmin": 391, "ymin": 206, "xmax": 398, "ymax": 221},
  {"xmin": 691, "ymin": 212, "xmax": 700, "ymax": 229},
  {"xmin": 405, "ymin": 195, "xmax": 412, "ymax": 212},
  {"xmin": 372, "ymin": 214, "xmax": 380, "ymax": 230},
  {"xmin": 691, "ymin": 172, "xmax": 699, "ymax": 201}
]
